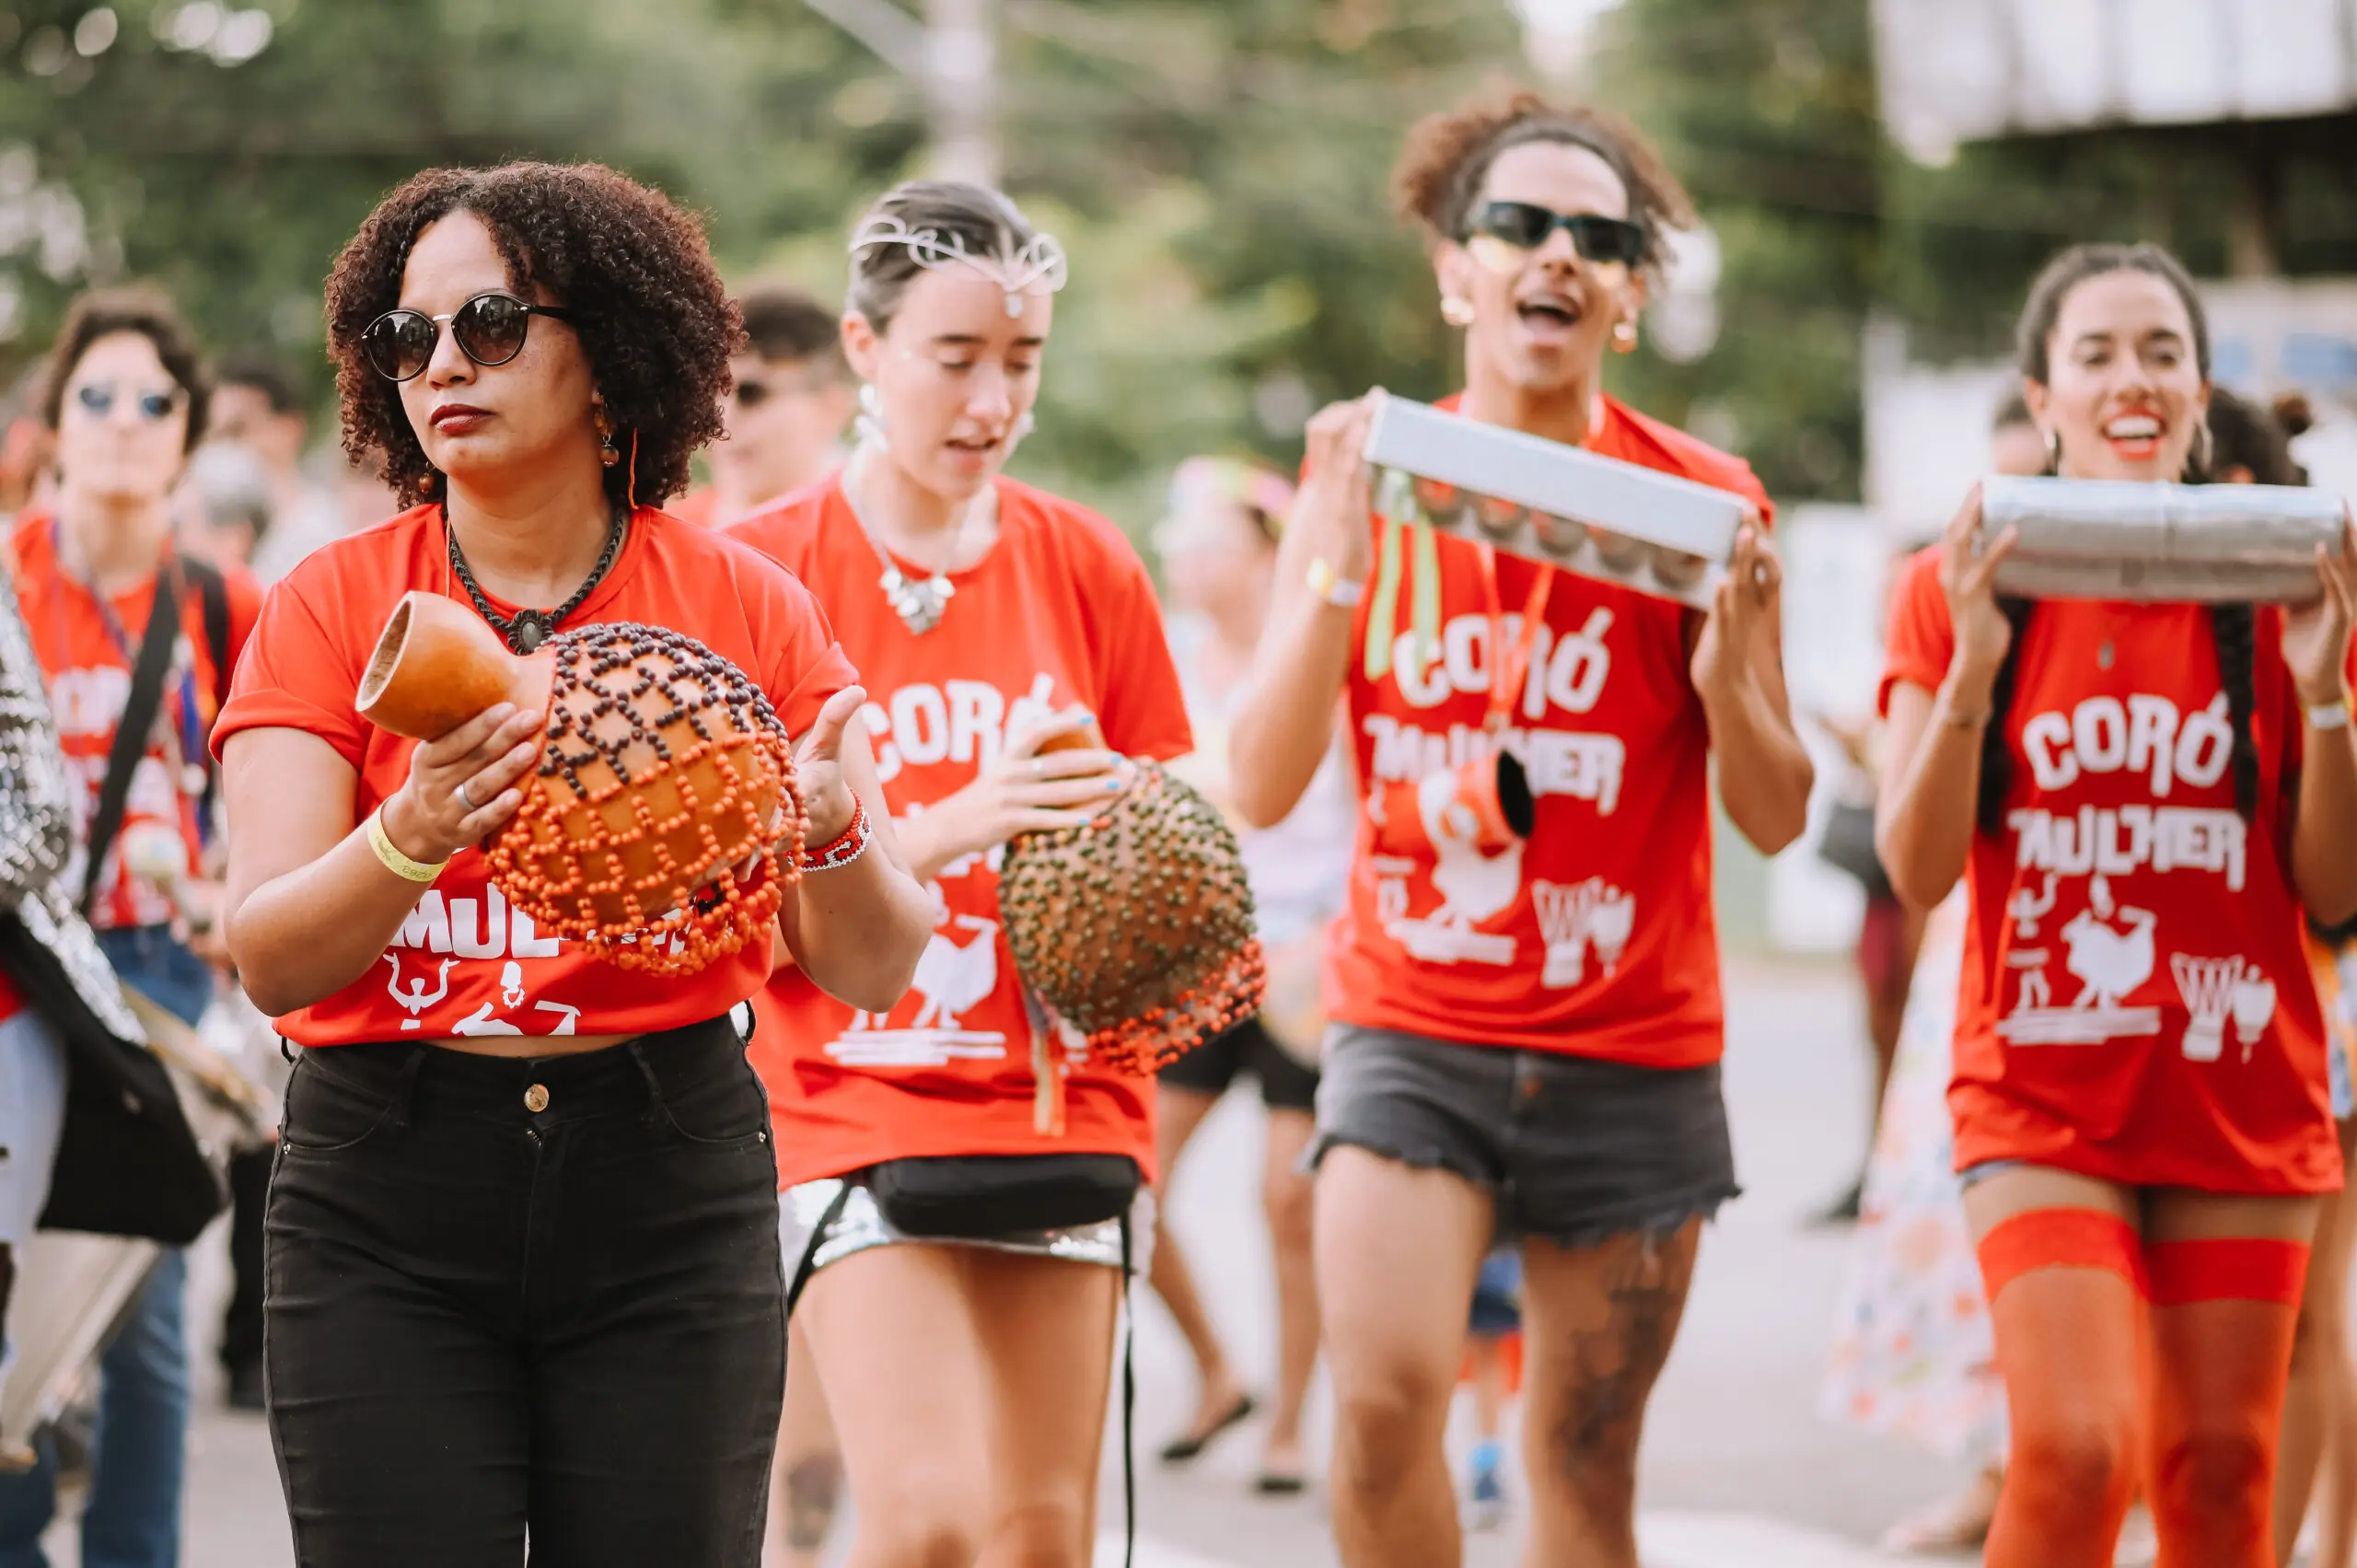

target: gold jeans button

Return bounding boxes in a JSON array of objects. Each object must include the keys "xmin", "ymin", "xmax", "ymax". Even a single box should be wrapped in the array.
[{"xmin": 524, "ymin": 1084, "xmax": 551, "ymax": 1113}]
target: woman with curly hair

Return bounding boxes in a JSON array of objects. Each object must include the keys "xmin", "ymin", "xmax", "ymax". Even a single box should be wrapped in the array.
[
  {"xmin": 1876, "ymin": 244, "xmax": 2357, "ymax": 1567},
  {"xmin": 210, "ymin": 161, "xmax": 931, "ymax": 1567},
  {"xmin": 1225, "ymin": 91, "xmax": 1813, "ymax": 1568},
  {"xmin": 728, "ymin": 180, "xmax": 1192, "ymax": 1568}
]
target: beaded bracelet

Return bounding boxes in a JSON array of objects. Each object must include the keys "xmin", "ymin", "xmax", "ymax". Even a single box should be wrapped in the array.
[
  {"xmin": 366, "ymin": 807, "xmax": 449, "ymax": 885},
  {"xmin": 802, "ymin": 795, "xmax": 873, "ymax": 872}
]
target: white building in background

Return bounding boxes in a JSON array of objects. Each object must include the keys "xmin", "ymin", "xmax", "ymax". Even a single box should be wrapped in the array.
[{"xmin": 1871, "ymin": 0, "xmax": 2357, "ymax": 167}]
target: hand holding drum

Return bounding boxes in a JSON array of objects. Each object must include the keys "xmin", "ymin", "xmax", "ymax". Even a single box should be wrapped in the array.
[
  {"xmin": 997, "ymin": 710, "xmax": 1264, "ymax": 1075},
  {"xmin": 355, "ymin": 592, "xmax": 805, "ymax": 976}
]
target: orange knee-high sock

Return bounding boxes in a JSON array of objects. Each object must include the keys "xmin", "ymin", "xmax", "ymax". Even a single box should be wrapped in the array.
[
  {"xmin": 1978, "ymin": 1210, "xmax": 2149, "ymax": 1568},
  {"xmin": 2145, "ymin": 1238, "xmax": 2308, "ymax": 1568}
]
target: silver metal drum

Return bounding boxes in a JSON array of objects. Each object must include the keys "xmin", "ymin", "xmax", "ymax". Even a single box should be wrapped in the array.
[
  {"xmin": 1, "ymin": 1233, "xmax": 157, "ymax": 1468},
  {"xmin": 1363, "ymin": 394, "xmax": 1747, "ymax": 610},
  {"xmin": 1980, "ymin": 475, "xmax": 2347, "ymax": 604}
]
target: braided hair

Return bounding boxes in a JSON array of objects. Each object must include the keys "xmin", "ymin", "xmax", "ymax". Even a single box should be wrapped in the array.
[{"xmin": 1974, "ymin": 244, "xmax": 2258, "ymax": 832}]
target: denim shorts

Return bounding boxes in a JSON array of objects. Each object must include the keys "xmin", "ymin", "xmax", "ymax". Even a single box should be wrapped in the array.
[{"xmin": 1308, "ymin": 1023, "xmax": 1739, "ymax": 1250}]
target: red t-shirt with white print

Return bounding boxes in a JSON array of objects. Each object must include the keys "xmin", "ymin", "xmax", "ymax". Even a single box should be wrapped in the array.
[
  {"xmin": 1323, "ymin": 394, "xmax": 1771, "ymax": 1066},
  {"xmin": 1880, "ymin": 545, "xmax": 2351, "ymax": 1194},
  {"xmin": 210, "ymin": 505, "xmax": 854, "ymax": 1047},
  {"xmin": 8, "ymin": 512, "xmax": 261, "ymax": 932},
  {"xmin": 728, "ymin": 476, "xmax": 1193, "ymax": 1189}
]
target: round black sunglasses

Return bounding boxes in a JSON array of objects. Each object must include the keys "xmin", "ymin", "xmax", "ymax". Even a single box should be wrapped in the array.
[{"xmin": 362, "ymin": 292, "xmax": 583, "ymax": 383}]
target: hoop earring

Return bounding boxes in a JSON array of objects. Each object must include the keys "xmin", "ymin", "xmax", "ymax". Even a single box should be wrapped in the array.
[
  {"xmin": 855, "ymin": 383, "xmax": 889, "ymax": 452},
  {"xmin": 1612, "ymin": 319, "xmax": 1639, "ymax": 354},
  {"xmin": 1440, "ymin": 296, "xmax": 1475, "ymax": 329}
]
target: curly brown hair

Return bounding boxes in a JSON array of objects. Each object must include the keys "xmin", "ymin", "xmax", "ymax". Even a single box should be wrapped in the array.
[
  {"xmin": 323, "ymin": 161, "xmax": 737, "ymax": 509},
  {"xmin": 1392, "ymin": 88, "xmax": 1695, "ymax": 284},
  {"xmin": 38, "ymin": 285, "xmax": 211, "ymax": 454}
]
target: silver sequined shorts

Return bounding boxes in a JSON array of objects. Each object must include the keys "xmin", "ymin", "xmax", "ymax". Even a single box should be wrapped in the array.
[{"xmin": 779, "ymin": 1176, "xmax": 1155, "ymax": 1283}]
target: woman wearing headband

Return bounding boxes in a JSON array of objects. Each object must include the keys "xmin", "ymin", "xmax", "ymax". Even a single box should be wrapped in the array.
[
  {"xmin": 1147, "ymin": 456, "xmax": 1350, "ymax": 1493},
  {"xmin": 1226, "ymin": 90, "xmax": 1813, "ymax": 1568},
  {"xmin": 729, "ymin": 180, "xmax": 1191, "ymax": 1568},
  {"xmin": 1877, "ymin": 244, "xmax": 2357, "ymax": 1568},
  {"xmin": 210, "ymin": 161, "xmax": 930, "ymax": 1566}
]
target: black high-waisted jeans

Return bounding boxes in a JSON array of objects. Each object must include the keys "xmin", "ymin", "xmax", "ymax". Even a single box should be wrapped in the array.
[{"xmin": 264, "ymin": 1016, "xmax": 785, "ymax": 1568}]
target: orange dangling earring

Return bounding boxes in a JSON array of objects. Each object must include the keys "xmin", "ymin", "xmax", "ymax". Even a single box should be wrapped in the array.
[
  {"xmin": 418, "ymin": 469, "xmax": 441, "ymax": 499},
  {"xmin": 1612, "ymin": 319, "xmax": 1639, "ymax": 354},
  {"xmin": 625, "ymin": 429, "xmax": 639, "ymax": 511}
]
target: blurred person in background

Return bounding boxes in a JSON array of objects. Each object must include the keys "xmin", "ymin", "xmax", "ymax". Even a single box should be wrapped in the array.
[
  {"xmin": 207, "ymin": 355, "xmax": 343, "ymax": 585},
  {"xmin": 677, "ymin": 284, "xmax": 855, "ymax": 530},
  {"xmin": 174, "ymin": 443, "xmax": 274, "ymax": 577},
  {"xmin": 1821, "ymin": 391, "xmax": 2048, "ymax": 1555},
  {"xmin": 1229, "ymin": 89, "xmax": 1811, "ymax": 1568},
  {"xmin": 1459, "ymin": 1249, "xmax": 1523, "ymax": 1532},
  {"xmin": 2199, "ymin": 385, "xmax": 2357, "ymax": 1568},
  {"xmin": 0, "ymin": 285, "xmax": 260, "ymax": 1568},
  {"xmin": 1812, "ymin": 395, "xmax": 2045, "ymax": 1230},
  {"xmin": 1147, "ymin": 456, "xmax": 1350, "ymax": 1496}
]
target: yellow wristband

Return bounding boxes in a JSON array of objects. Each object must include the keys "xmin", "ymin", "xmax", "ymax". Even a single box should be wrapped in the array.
[
  {"xmin": 366, "ymin": 807, "xmax": 448, "ymax": 885},
  {"xmin": 1306, "ymin": 557, "xmax": 1365, "ymax": 609}
]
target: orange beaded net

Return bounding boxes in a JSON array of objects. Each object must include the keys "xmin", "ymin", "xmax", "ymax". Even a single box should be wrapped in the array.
[
  {"xmin": 482, "ymin": 622, "xmax": 804, "ymax": 976},
  {"xmin": 999, "ymin": 761, "xmax": 1264, "ymax": 1073}
]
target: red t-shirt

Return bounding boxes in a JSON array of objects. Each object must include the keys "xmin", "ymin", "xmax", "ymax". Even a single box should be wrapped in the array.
[
  {"xmin": 1880, "ymin": 546, "xmax": 2351, "ymax": 1194},
  {"xmin": 211, "ymin": 505, "xmax": 855, "ymax": 1047},
  {"xmin": 1324, "ymin": 394, "xmax": 1771, "ymax": 1066},
  {"xmin": 728, "ymin": 477, "xmax": 1193, "ymax": 1188},
  {"xmin": 7, "ymin": 513, "xmax": 261, "ymax": 931}
]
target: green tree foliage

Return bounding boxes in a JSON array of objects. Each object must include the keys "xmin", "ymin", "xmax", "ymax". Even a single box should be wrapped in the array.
[
  {"xmin": 1577, "ymin": 0, "xmax": 1881, "ymax": 502},
  {"xmin": 0, "ymin": 0, "xmax": 1523, "ymax": 530}
]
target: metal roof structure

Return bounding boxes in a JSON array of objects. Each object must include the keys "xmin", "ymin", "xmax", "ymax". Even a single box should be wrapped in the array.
[{"xmin": 1875, "ymin": 0, "xmax": 2357, "ymax": 161}]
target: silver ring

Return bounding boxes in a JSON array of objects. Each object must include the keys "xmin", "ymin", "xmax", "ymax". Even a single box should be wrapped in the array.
[{"xmin": 457, "ymin": 779, "xmax": 481, "ymax": 813}]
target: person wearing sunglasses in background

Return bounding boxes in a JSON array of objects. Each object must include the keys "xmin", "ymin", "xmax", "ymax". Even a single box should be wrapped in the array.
[
  {"xmin": 1226, "ymin": 90, "xmax": 1812, "ymax": 1568},
  {"xmin": 210, "ymin": 161, "xmax": 930, "ymax": 1567},
  {"xmin": 674, "ymin": 285, "xmax": 857, "ymax": 533},
  {"xmin": 0, "ymin": 286, "xmax": 261, "ymax": 1568}
]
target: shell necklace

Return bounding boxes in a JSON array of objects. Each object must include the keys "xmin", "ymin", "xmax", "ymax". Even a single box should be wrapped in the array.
[{"xmin": 841, "ymin": 447, "xmax": 996, "ymax": 636}]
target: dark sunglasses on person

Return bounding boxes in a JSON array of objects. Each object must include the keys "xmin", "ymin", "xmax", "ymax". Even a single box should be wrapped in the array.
[
  {"xmin": 362, "ymin": 291, "xmax": 583, "ymax": 383},
  {"xmin": 1467, "ymin": 201, "xmax": 1646, "ymax": 268},
  {"xmin": 75, "ymin": 383, "xmax": 181, "ymax": 421},
  {"xmin": 731, "ymin": 370, "xmax": 830, "ymax": 409}
]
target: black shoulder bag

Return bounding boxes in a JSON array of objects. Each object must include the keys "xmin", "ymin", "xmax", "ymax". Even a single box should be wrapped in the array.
[{"xmin": 9, "ymin": 564, "xmax": 225, "ymax": 1243}]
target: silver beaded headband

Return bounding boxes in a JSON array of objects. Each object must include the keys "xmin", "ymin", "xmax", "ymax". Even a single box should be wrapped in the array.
[{"xmin": 849, "ymin": 213, "xmax": 1069, "ymax": 318}]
